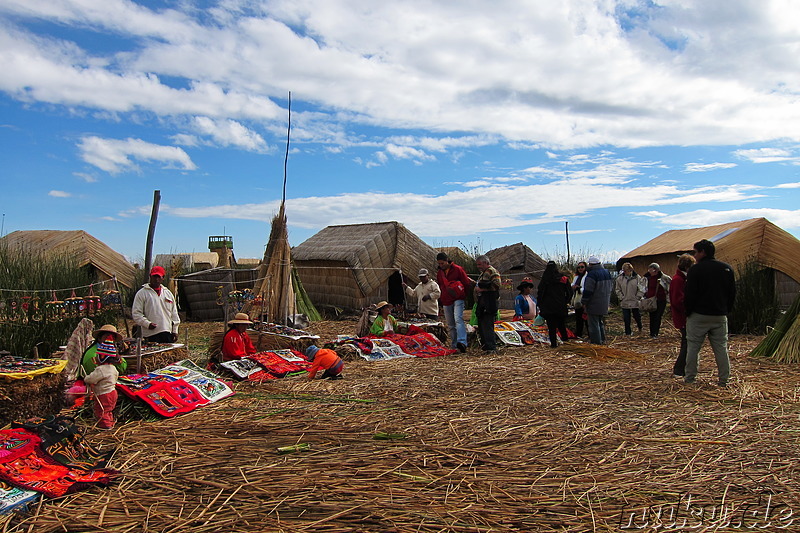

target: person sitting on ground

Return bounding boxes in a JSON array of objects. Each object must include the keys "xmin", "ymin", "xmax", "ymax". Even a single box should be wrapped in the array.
[
  {"xmin": 80, "ymin": 324, "xmax": 127, "ymax": 377},
  {"xmin": 83, "ymin": 326, "xmax": 123, "ymax": 430},
  {"xmin": 221, "ymin": 313, "xmax": 257, "ymax": 362},
  {"xmin": 305, "ymin": 345, "xmax": 344, "ymax": 380},
  {"xmin": 403, "ymin": 269, "xmax": 441, "ymax": 320},
  {"xmin": 370, "ymin": 301, "xmax": 398, "ymax": 336},
  {"xmin": 513, "ymin": 280, "xmax": 538, "ymax": 320}
]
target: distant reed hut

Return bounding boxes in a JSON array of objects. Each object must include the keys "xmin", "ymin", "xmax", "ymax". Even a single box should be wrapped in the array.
[
  {"xmin": 618, "ymin": 217, "xmax": 800, "ymax": 307},
  {"xmin": 486, "ymin": 243, "xmax": 548, "ymax": 310},
  {"xmin": 293, "ymin": 222, "xmax": 438, "ymax": 312},
  {"xmin": 0, "ymin": 230, "xmax": 135, "ymax": 289},
  {"xmin": 435, "ymin": 246, "xmax": 478, "ymax": 275},
  {"xmin": 177, "ymin": 267, "xmax": 258, "ymax": 322}
]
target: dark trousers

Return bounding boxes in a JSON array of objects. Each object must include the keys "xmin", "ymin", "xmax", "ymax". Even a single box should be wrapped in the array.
[
  {"xmin": 574, "ymin": 308, "xmax": 586, "ymax": 337},
  {"xmin": 476, "ymin": 293, "xmax": 499, "ymax": 351},
  {"xmin": 648, "ymin": 300, "xmax": 667, "ymax": 337},
  {"xmin": 145, "ymin": 331, "xmax": 174, "ymax": 343},
  {"xmin": 621, "ymin": 308, "xmax": 643, "ymax": 335},
  {"xmin": 543, "ymin": 314, "xmax": 568, "ymax": 348},
  {"xmin": 673, "ymin": 328, "xmax": 687, "ymax": 376}
]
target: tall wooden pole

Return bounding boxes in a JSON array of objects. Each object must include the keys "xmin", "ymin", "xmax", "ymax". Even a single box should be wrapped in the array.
[
  {"xmin": 565, "ymin": 221, "xmax": 571, "ymax": 266},
  {"xmin": 144, "ymin": 190, "xmax": 161, "ymax": 274}
]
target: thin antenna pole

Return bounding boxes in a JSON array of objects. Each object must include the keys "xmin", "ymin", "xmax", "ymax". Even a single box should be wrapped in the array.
[
  {"xmin": 565, "ymin": 221, "xmax": 571, "ymax": 266},
  {"xmin": 282, "ymin": 92, "xmax": 291, "ymax": 205}
]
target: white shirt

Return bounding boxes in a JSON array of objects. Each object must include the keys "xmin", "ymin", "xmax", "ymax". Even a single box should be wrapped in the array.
[{"xmin": 132, "ymin": 284, "xmax": 180, "ymax": 336}]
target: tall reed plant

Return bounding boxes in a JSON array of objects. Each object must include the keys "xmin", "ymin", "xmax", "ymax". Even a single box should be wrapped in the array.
[
  {"xmin": 0, "ymin": 244, "xmax": 121, "ymax": 357},
  {"xmin": 729, "ymin": 257, "xmax": 779, "ymax": 335}
]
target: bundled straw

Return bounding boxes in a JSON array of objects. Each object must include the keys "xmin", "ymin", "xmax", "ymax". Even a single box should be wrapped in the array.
[
  {"xmin": 750, "ymin": 292, "xmax": 800, "ymax": 358},
  {"xmin": 772, "ymin": 311, "xmax": 800, "ymax": 363}
]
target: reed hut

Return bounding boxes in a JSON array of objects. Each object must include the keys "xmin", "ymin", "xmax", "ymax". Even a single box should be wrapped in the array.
[
  {"xmin": 486, "ymin": 243, "xmax": 548, "ymax": 310},
  {"xmin": 177, "ymin": 267, "xmax": 258, "ymax": 322},
  {"xmin": 293, "ymin": 222, "xmax": 438, "ymax": 311},
  {"xmin": 618, "ymin": 218, "xmax": 800, "ymax": 307},
  {"xmin": 0, "ymin": 230, "xmax": 135, "ymax": 288}
]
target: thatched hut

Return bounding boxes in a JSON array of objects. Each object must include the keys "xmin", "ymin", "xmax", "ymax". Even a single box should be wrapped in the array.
[
  {"xmin": 0, "ymin": 230, "xmax": 135, "ymax": 288},
  {"xmin": 293, "ymin": 222, "xmax": 438, "ymax": 311},
  {"xmin": 485, "ymin": 243, "xmax": 548, "ymax": 310},
  {"xmin": 618, "ymin": 218, "xmax": 800, "ymax": 307}
]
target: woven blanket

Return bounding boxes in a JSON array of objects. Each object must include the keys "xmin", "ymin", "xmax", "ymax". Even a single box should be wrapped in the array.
[
  {"xmin": 150, "ymin": 362, "xmax": 234, "ymax": 403},
  {"xmin": 371, "ymin": 327, "xmax": 456, "ymax": 359},
  {"xmin": 0, "ymin": 358, "xmax": 67, "ymax": 380},
  {"xmin": 11, "ymin": 416, "xmax": 114, "ymax": 471},
  {"xmin": 248, "ymin": 351, "xmax": 310, "ymax": 379},
  {"xmin": 0, "ymin": 428, "xmax": 115, "ymax": 498},
  {"xmin": 0, "ymin": 480, "xmax": 39, "ymax": 515},
  {"xmin": 117, "ymin": 375, "xmax": 210, "ymax": 417},
  {"xmin": 494, "ymin": 320, "xmax": 571, "ymax": 346}
]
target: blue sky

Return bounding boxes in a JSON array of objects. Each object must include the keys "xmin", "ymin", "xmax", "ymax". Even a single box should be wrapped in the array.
[{"xmin": 1, "ymin": 0, "xmax": 799, "ymax": 264}]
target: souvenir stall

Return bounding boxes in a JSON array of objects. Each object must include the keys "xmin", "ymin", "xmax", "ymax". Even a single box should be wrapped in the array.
[
  {"xmin": 208, "ymin": 322, "xmax": 319, "ymax": 361},
  {"xmin": 0, "ymin": 357, "xmax": 68, "ymax": 427}
]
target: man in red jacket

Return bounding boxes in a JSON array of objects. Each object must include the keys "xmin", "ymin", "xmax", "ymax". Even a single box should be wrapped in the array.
[{"xmin": 436, "ymin": 252, "xmax": 472, "ymax": 353}]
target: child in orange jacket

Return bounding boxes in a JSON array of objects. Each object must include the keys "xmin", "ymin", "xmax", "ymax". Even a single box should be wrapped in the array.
[{"xmin": 305, "ymin": 345, "xmax": 344, "ymax": 380}]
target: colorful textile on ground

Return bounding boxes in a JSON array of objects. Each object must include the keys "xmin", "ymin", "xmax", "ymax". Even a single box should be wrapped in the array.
[
  {"xmin": 0, "ymin": 357, "xmax": 67, "ymax": 380},
  {"xmin": 11, "ymin": 416, "xmax": 114, "ymax": 471},
  {"xmin": 363, "ymin": 338, "xmax": 413, "ymax": 361},
  {"xmin": 377, "ymin": 330, "xmax": 457, "ymax": 358},
  {"xmin": 248, "ymin": 350, "xmax": 310, "ymax": 379},
  {"xmin": 0, "ymin": 428, "xmax": 115, "ymax": 498},
  {"xmin": 0, "ymin": 481, "xmax": 39, "ymax": 515},
  {"xmin": 255, "ymin": 323, "xmax": 319, "ymax": 339},
  {"xmin": 494, "ymin": 320, "xmax": 571, "ymax": 346},
  {"xmin": 117, "ymin": 375, "xmax": 209, "ymax": 417},
  {"xmin": 335, "ymin": 327, "xmax": 457, "ymax": 361},
  {"xmin": 150, "ymin": 362, "xmax": 234, "ymax": 403},
  {"xmin": 220, "ymin": 358, "xmax": 262, "ymax": 379}
]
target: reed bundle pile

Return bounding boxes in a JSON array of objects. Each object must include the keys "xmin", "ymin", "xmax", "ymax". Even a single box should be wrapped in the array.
[
  {"xmin": 0, "ymin": 372, "xmax": 65, "ymax": 427},
  {"xmin": 5, "ymin": 319, "xmax": 800, "ymax": 532},
  {"xmin": 750, "ymin": 292, "xmax": 800, "ymax": 360}
]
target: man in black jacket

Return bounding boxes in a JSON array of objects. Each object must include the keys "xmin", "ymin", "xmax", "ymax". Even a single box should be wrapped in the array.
[{"xmin": 683, "ymin": 239, "xmax": 736, "ymax": 386}]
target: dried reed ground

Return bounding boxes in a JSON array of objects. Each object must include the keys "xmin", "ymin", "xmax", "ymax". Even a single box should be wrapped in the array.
[{"xmin": 5, "ymin": 312, "xmax": 800, "ymax": 532}]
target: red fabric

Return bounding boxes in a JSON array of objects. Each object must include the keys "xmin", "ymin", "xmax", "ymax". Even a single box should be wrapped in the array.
[
  {"xmin": 436, "ymin": 262, "xmax": 472, "ymax": 305},
  {"xmin": 249, "ymin": 351, "xmax": 309, "ymax": 378},
  {"xmin": 221, "ymin": 328, "xmax": 257, "ymax": 361},
  {"xmin": 669, "ymin": 269, "xmax": 688, "ymax": 329},
  {"xmin": 646, "ymin": 274, "xmax": 667, "ymax": 300},
  {"xmin": 118, "ymin": 377, "xmax": 209, "ymax": 417},
  {"xmin": 0, "ymin": 428, "xmax": 115, "ymax": 498},
  {"xmin": 308, "ymin": 349, "xmax": 343, "ymax": 379},
  {"xmin": 370, "ymin": 328, "xmax": 457, "ymax": 358},
  {"xmin": 93, "ymin": 390, "xmax": 118, "ymax": 429}
]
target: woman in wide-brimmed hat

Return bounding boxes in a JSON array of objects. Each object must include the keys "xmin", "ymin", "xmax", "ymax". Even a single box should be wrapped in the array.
[
  {"xmin": 221, "ymin": 313, "xmax": 257, "ymax": 362},
  {"xmin": 370, "ymin": 301, "xmax": 398, "ymax": 336},
  {"xmin": 513, "ymin": 280, "xmax": 538, "ymax": 321},
  {"xmin": 80, "ymin": 324, "xmax": 127, "ymax": 377}
]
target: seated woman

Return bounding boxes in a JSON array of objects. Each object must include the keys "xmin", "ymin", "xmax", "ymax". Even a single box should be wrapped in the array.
[
  {"xmin": 81, "ymin": 324, "xmax": 127, "ymax": 377},
  {"xmin": 370, "ymin": 301, "xmax": 398, "ymax": 336},
  {"xmin": 221, "ymin": 313, "xmax": 257, "ymax": 362},
  {"xmin": 513, "ymin": 280, "xmax": 538, "ymax": 320}
]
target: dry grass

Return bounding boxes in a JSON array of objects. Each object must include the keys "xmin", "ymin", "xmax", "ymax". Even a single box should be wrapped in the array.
[{"xmin": 4, "ymin": 311, "xmax": 800, "ymax": 532}]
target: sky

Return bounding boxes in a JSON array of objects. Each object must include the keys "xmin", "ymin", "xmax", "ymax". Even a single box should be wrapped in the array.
[{"xmin": 1, "ymin": 0, "xmax": 799, "ymax": 265}]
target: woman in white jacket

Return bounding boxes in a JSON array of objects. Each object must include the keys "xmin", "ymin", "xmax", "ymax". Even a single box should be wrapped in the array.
[{"xmin": 614, "ymin": 263, "xmax": 643, "ymax": 335}]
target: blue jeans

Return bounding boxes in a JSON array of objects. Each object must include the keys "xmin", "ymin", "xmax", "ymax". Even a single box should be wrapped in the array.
[
  {"xmin": 443, "ymin": 299, "xmax": 467, "ymax": 348},
  {"xmin": 587, "ymin": 314, "xmax": 606, "ymax": 345}
]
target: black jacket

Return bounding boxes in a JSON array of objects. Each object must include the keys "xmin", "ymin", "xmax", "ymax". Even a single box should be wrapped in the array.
[
  {"xmin": 537, "ymin": 275, "xmax": 572, "ymax": 316},
  {"xmin": 684, "ymin": 257, "xmax": 736, "ymax": 316}
]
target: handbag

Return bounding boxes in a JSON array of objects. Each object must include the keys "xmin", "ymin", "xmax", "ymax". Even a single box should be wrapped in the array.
[
  {"xmin": 638, "ymin": 296, "xmax": 658, "ymax": 313},
  {"xmin": 571, "ymin": 290, "xmax": 582, "ymax": 308},
  {"xmin": 533, "ymin": 314, "xmax": 545, "ymax": 327}
]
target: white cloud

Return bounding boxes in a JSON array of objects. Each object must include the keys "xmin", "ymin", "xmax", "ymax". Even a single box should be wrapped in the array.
[
  {"xmin": 72, "ymin": 171, "xmax": 97, "ymax": 183},
  {"xmin": 630, "ymin": 211, "xmax": 668, "ymax": 218},
  {"xmin": 48, "ymin": 190, "xmax": 71, "ymax": 197},
  {"xmin": 683, "ymin": 162, "xmax": 737, "ymax": 173},
  {"xmin": 733, "ymin": 148, "xmax": 797, "ymax": 164},
  {"xmin": 3, "ymin": 0, "xmax": 800, "ymax": 153},
  {"xmin": 191, "ymin": 116, "xmax": 268, "ymax": 152},
  {"xmin": 654, "ymin": 208, "xmax": 800, "ymax": 230},
  {"xmin": 775, "ymin": 182, "xmax": 800, "ymax": 189},
  {"xmin": 78, "ymin": 136, "xmax": 197, "ymax": 174}
]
